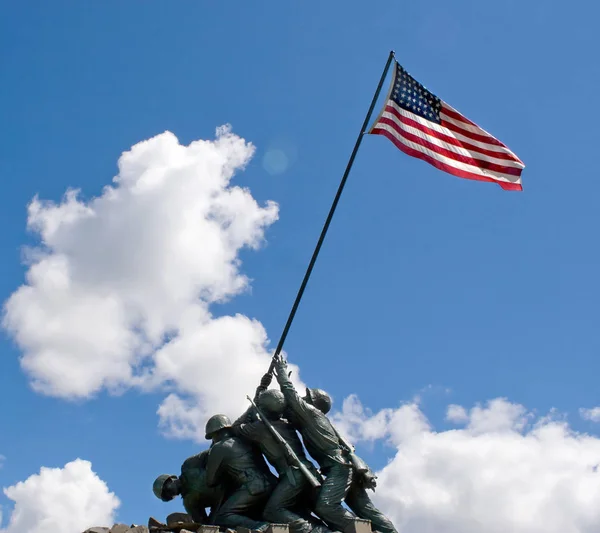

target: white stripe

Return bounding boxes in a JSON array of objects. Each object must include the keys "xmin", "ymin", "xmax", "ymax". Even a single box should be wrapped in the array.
[
  {"xmin": 387, "ymin": 101, "xmax": 519, "ymax": 158},
  {"xmin": 439, "ymin": 108, "xmax": 495, "ymax": 138},
  {"xmin": 379, "ymin": 110, "xmax": 524, "ymax": 170},
  {"xmin": 441, "ymin": 103, "xmax": 524, "ymax": 164},
  {"xmin": 374, "ymin": 122, "xmax": 522, "ymax": 184}
]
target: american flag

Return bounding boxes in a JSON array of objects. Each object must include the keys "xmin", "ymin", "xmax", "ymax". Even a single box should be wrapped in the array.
[{"xmin": 369, "ymin": 61, "xmax": 524, "ymax": 191}]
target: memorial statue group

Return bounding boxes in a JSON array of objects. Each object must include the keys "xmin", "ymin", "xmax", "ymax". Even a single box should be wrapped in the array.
[{"xmin": 153, "ymin": 356, "xmax": 398, "ymax": 533}]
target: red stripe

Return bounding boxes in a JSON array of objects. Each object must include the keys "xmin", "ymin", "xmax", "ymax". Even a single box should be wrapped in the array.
[
  {"xmin": 371, "ymin": 127, "xmax": 522, "ymax": 191},
  {"xmin": 440, "ymin": 116, "xmax": 507, "ymax": 148},
  {"xmin": 440, "ymin": 104, "xmax": 479, "ymax": 127},
  {"xmin": 382, "ymin": 105, "xmax": 520, "ymax": 162},
  {"xmin": 377, "ymin": 116, "xmax": 522, "ymax": 176}
]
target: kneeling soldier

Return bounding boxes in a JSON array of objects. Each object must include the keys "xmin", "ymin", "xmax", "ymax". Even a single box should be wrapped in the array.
[
  {"xmin": 153, "ymin": 449, "xmax": 224, "ymax": 524},
  {"xmin": 205, "ymin": 413, "xmax": 276, "ymax": 532}
]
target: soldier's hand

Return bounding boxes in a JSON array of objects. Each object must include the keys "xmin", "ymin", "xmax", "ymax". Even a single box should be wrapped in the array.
[
  {"xmin": 260, "ymin": 373, "xmax": 273, "ymax": 388},
  {"xmin": 274, "ymin": 355, "xmax": 289, "ymax": 375}
]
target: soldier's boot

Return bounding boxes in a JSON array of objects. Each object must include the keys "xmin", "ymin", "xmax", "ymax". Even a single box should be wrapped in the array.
[{"xmin": 285, "ymin": 519, "xmax": 312, "ymax": 533}]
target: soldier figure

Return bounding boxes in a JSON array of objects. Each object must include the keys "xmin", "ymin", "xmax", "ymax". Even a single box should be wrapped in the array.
[
  {"xmin": 273, "ymin": 356, "xmax": 398, "ymax": 533},
  {"xmin": 204, "ymin": 413, "xmax": 277, "ymax": 531},
  {"xmin": 152, "ymin": 450, "xmax": 224, "ymax": 524},
  {"xmin": 232, "ymin": 374, "xmax": 331, "ymax": 533}
]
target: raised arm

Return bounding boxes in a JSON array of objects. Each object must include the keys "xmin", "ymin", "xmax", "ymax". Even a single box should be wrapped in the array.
[
  {"xmin": 231, "ymin": 420, "xmax": 263, "ymax": 444},
  {"xmin": 232, "ymin": 405, "xmax": 256, "ymax": 427},
  {"xmin": 273, "ymin": 357, "xmax": 312, "ymax": 424},
  {"xmin": 254, "ymin": 372, "xmax": 273, "ymax": 402}
]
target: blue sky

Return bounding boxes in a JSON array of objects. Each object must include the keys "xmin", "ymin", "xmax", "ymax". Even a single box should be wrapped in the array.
[{"xmin": 1, "ymin": 1, "xmax": 600, "ymax": 530}]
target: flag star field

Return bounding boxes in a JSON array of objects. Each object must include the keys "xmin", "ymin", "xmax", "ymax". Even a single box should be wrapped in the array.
[{"xmin": 391, "ymin": 65, "xmax": 442, "ymax": 123}]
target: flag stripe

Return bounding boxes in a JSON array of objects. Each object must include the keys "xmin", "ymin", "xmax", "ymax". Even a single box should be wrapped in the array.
[
  {"xmin": 441, "ymin": 105, "xmax": 524, "ymax": 166},
  {"xmin": 376, "ymin": 116, "xmax": 522, "ymax": 176},
  {"xmin": 441, "ymin": 104, "xmax": 520, "ymax": 157},
  {"xmin": 439, "ymin": 104, "xmax": 479, "ymax": 127},
  {"xmin": 378, "ymin": 109, "xmax": 524, "ymax": 167},
  {"xmin": 371, "ymin": 125, "xmax": 523, "ymax": 191},
  {"xmin": 440, "ymin": 112, "xmax": 510, "ymax": 149},
  {"xmin": 387, "ymin": 103, "xmax": 520, "ymax": 158},
  {"xmin": 372, "ymin": 121, "xmax": 522, "ymax": 184}
]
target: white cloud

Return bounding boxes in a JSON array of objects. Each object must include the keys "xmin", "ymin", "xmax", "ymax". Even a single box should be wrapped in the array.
[
  {"xmin": 580, "ymin": 407, "xmax": 600, "ymax": 422},
  {"xmin": 335, "ymin": 397, "xmax": 600, "ymax": 533},
  {"xmin": 2, "ymin": 126, "xmax": 288, "ymax": 436},
  {"xmin": 0, "ymin": 459, "xmax": 119, "ymax": 533},
  {"xmin": 445, "ymin": 404, "xmax": 468, "ymax": 423}
]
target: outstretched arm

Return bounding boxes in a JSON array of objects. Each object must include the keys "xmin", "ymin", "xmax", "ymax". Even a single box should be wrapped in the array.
[
  {"xmin": 254, "ymin": 372, "xmax": 273, "ymax": 402},
  {"xmin": 231, "ymin": 420, "xmax": 263, "ymax": 444},
  {"xmin": 233, "ymin": 372, "xmax": 272, "ymax": 427},
  {"xmin": 273, "ymin": 357, "xmax": 312, "ymax": 423},
  {"xmin": 232, "ymin": 405, "xmax": 256, "ymax": 427}
]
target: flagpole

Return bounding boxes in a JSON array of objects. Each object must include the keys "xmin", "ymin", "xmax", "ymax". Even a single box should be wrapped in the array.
[{"xmin": 268, "ymin": 50, "xmax": 396, "ymax": 373}]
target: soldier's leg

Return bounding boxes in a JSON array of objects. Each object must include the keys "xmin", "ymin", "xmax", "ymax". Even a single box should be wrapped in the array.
[
  {"xmin": 264, "ymin": 473, "xmax": 313, "ymax": 533},
  {"xmin": 212, "ymin": 487, "xmax": 270, "ymax": 531},
  {"xmin": 345, "ymin": 483, "xmax": 397, "ymax": 533},
  {"xmin": 314, "ymin": 463, "xmax": 355, "ymax": 532}
]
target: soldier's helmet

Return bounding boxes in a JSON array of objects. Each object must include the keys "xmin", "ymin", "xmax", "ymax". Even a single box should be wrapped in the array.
[
  {"xmin": 306, "ymin": 388, "xmax": 332, "ymax": 414},
  {"xmin": 205, "ymin": 414, "xmax": 232, "ymax": 439},
  {"xmin": 153, "ymin": 474, "xmax": 178, "ymax": 502},
  {"xmin": 257, "ymin": 389, "xmax": 286, "ymax": 417}
]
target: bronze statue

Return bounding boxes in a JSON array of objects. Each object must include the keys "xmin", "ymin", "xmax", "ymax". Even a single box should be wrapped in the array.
[
  {"xmin": 231, "ymin": 375, "xmax": 331, "ymax": 533},
  {"xmin": 204, "ymin": 413, "xmax": 277, "ymax": 531},
  {"xmin": 273, "ymin": 356, "xmax": 398, "ymax": 533},
  {"xmin": 152, "ymin": 356, "xmax": 397, "ymax": 533},
  {"xmin": 152, "ymin": 450, "xmax": 224, "ymax": 524}
]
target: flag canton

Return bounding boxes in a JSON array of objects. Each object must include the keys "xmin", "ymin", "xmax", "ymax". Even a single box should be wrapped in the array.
[{"xmin": 391, "ymin": 63, "xmax": 442, "ymax": 124}]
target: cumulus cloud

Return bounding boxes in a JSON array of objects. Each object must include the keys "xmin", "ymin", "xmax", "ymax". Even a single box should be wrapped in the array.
[
  {"xmin": 580, "ymin": 407, "xmax": 600, "ymax": 422},
  {"xmin": 2, "ymin": 126, "xmax": 287, "ymax": 436},
  {"xmin": 334, "ymin": 396, "xmax": 600, "ymax": 533},
  {"xmin": 0, "ymin": 459, "xmax": 119, "ymax": 533}
]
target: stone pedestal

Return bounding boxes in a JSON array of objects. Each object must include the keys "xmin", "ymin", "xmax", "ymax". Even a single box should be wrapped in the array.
[
  {"xmin": 148, "ymin": 517, "xmax": 165, "ymax": 528},
  {"xmin": 198, "ymin": 526, "xmax": 220, "ymax": 533},
  {"xmin": 266, "ymin": 524, "xmax": 289, "ymax": 533},
  {"xmin": 109, "ymin": 526, "xmax": 130, "ymax": 533},
  {"xmin": 344, "ymin": 518, "xmax": 372, "ymax": 533}
]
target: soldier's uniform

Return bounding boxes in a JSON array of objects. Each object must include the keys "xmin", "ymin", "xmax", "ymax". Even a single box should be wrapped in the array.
[
  {"xmin": 232, "ymin": 392, "xmax": 327, "ymax": 533},
  {"xmin": 179, "ymin": 452, "xmax": 225, "ymax": 524},
  {"xmin": 206, "ymin": 422, "xmax": 276, "ymax": 531},
  {"xmin": 152, "ymin": 450, "xmax": 226, "ymax": 525},
  {"xmin": 274, "ymin": 360, "xmax": 356, "ymax": 533},
  {"xmin": 275, "ymin": 359, "xmax": 398, "ymax": 533}
]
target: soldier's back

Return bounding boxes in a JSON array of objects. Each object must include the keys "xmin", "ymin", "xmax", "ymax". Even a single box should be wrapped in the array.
[
  {"xmin": 180, "ymin": 454, "xmax": 220, "ymax": 504},
  {"xmin": 214, "ymin": 437, "xmax": 272, "ymax": 481},
  {"xmin": 214, "ymin": 437, "xmax": 275, "ymax": 497},
  {"xmin": 284, "ymin": 404, "xmax": 346, "ymax": 468}
]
